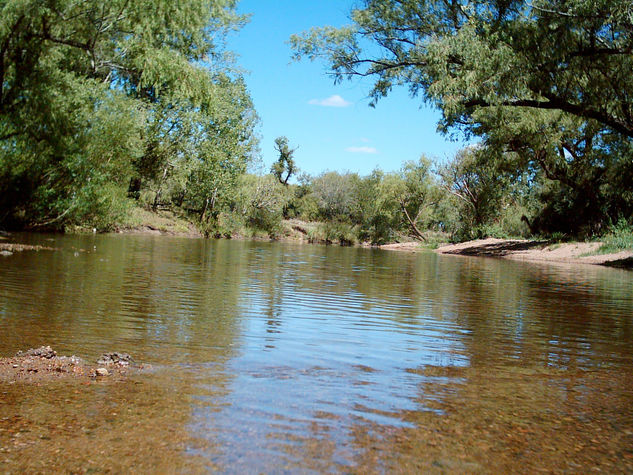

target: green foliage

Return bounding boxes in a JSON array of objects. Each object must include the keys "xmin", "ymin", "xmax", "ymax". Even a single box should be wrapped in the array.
[
  {"xmin": 291, "ymin": 0, "xmax": 633, "ymax": 238},
  {"xmin": 497, "ymin": 203, "xmax": 531, "ymax": 239},
  {"xmin": 234, "ymin": 174, "xmax": 290, "ymax": 236},
  {"xmin": 0, "ymin": 0, "xmax": 257, "ymax": 231},
  {"xmin": 271, "ymin": 136, "xmax": 298, "ymax": 186},
  {"xmin": 388, "ymin": 157, "xmax": 442, "ymax": 240},
  {"xmin": 308, "ymin": 221, "xmax": 357, "ymax": 246},
  {"xmin": 599, "ymin": 219, "xmax": 633, "ymax": 253},
  {"xmin": 292, "ymin": 193, "xmax": 320, "ymax": 221},
  {"xmin": 213, "ymin": 211, "xmax": 247, "ymax": 239},
  {"xmin": 287, "ymin": 161, "xmax": 449, "ymax": 244},
  {"xmin": 438, "ymin": 147, "xmax": 512, "ymax": 240},
  {"xmin": 281, "ymin": 161, "xmax": 447, "ymax": 245},
  {"xmin": 0, "ymin": 81, "xmax": 142, "ymax": 230},
  {"xmin": 351, "ymin": 170, "xmax": 397, "ymax": 244},
  {"xmin": 310, "ymin": 171, "xmax": 357, "ymax": 220}
]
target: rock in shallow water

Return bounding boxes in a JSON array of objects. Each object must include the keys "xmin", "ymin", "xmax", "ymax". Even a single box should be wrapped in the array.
[
  {"xmin": 97, "ymin": 352, "xmax": 133, "ymax": 366},
  {"xmin": 15, "ymin": 346, "xmax": 57, "ymax": 359}
]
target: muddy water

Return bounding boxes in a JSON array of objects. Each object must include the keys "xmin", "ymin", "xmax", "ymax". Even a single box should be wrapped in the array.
[{"xmin": 0, "ymin": 234, "xmax": 632, "ymax": 473}]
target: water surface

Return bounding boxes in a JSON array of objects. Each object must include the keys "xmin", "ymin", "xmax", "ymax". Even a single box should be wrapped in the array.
[{"xmin": 1, "ymin": 234, "xmax": 632, "ymax": 472}]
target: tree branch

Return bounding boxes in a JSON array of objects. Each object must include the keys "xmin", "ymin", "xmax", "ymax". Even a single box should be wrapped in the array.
[
  {"xmin": 400, "ymin": 201, "xmax": 426, "ymax": 241},
  {"xmin": 464, "ymin": 97, "xmax": 633, "ymax": 138}
]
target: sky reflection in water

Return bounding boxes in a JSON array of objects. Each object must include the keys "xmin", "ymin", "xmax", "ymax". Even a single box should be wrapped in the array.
[{"xmin": 0, "ymin": 234, "xmax": 632, "ymax": 472}]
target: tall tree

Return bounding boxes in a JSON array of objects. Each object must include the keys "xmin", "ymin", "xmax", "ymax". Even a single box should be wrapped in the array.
[
  {"xmin": 291, "ymin": 0, "xmax": 633, "ymax": 235},
  {"xmin": 438, "ymin": 147, "xmax": 510, "ymax": 238},
  {"xmin": 0, "ymin": 0, "xmax": 257, "ymax": 230},
  {"xmin": 392, "ymin": 157, "xmax": 439, "ymax": 241}
]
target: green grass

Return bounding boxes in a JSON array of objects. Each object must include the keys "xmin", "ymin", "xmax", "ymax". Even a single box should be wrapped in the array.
[
  {"xmin": 598, "ymin": 231, "xmax": 633, "ymax": 254},
  {"xmin": 118, "ymin": 207, "xmax": 197, "ymax": 235},
  {"xmin": 593, "ymin": 220, "xmax": 633, "ymax": 254},
  {"xmin": 418, "ymin": 231, "xmax": 450, "ymax": 250}
]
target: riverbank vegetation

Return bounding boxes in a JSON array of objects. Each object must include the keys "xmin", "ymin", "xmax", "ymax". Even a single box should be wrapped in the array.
[
  {"xmin": 291, "ymin": 0, "xmax": 633, "ymax": 245},
  {"xmin": 0, "ymin": 0, "xmax": 257, "ymax": 232},
  {"xmin": 0, "ymin": 0, "xmax": 631, "ymax": 249}
]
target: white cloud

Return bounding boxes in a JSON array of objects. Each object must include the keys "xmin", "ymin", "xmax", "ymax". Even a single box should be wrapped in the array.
[
  {"xmin": 345, "ymin": 146, "xmax": 379, "ymax": 154},
  {"xmin": 308, "ymin": 94, "xmax": 352, "ymax": 107}
]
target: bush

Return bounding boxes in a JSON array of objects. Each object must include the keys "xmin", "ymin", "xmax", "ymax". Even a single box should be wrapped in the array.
[
  {"xmin": 358, "ymin": 213, "xmax": 395, "ymax": 245},
  {"xmin": 234, "ymin": 174, "xmax": 289, "ymax": 237},
  {"xmin": 599, "ymin": 219, "xmax": 633, "ymax": 253},
  {"xmin": 308, "ymin": 221, "xmax": 357, "ymax": 245},
  {"xmin": 211, "ymin": 212, "xmax": 246, "ymax": 239}
]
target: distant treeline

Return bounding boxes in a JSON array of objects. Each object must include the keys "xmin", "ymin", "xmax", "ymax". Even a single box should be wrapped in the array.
[{"xmin": 201, "ymin": 145, "xmax": 622, "ymax": 245}]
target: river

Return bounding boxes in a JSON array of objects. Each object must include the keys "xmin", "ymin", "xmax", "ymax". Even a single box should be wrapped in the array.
[{"xmin": 1, "ymin": 234, "xmax": 632, "ymax": 473}]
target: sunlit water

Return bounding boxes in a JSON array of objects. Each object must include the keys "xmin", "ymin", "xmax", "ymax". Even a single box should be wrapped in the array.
[{"xmin": 1, "ymin": 234, "xmax": 632, "ymax": 472}]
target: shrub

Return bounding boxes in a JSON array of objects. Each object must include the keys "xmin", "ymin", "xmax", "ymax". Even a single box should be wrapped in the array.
[{"xmin": 599, "ymin": 219, "xmax": 633, "ymax": 253}]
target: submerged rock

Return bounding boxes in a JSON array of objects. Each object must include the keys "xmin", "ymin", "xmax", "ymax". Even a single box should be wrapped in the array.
[
  {"xmin": 97, "ymin": 352, "xmax": 133, "ymax": 366},
  {"xmin": 16, "ymin": 346, "xmax": 57, "ymax": 359},
  {"xmin": 95, "ymin": 367, "xmax": 109, "ymax": 376},
  {"xmin": 2, "ymin": 347, "xmax": 137, "ymax": 383}
]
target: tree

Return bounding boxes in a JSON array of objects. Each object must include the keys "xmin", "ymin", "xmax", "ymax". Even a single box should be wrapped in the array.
[
  {"xmin": 391, "ymin": 157, "xmax": 440, "ymax": 241},
  {"xmin": 0, "ymin": 0, "xmax": 256, "ymax": 230},
  {"xmin": 349, "ymin": 169, "xmax": 395, "ymax": 243},
  {"xmin": 438, "ymin": 147, "xmax": 511, "ymax": 239},
  {"xmin": 184, "ymin": 76, "xmax": 258, "ymax": 225},
  {"xmin": 235, "ymin": 174, "xmax": 289, "ymax": 233},
  {"xmin": 271, "ymin": 136, "xmax": 298, "ymax": 186},
  {"xmin": 477, "ymin": 107, "xmax": 633, "ymax": 236},
  {"xmin": 291, "ymin": 0, "xmax": 633, "ymax": 235},
  {"xmin": 310, "ymin": 171, "xmax": 357, "ymax": 220}
]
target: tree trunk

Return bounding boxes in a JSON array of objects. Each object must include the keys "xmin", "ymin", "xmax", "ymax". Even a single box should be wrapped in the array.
[
  {"xmin": 200, "ymin": 188, "xmax": 218, "ymax": 224},
  {"xmin": 152, "ymin": 166, "xmax": 169, "ymax": 211},
  {"xmin": 401, "ymin": 202, "xmax": 426, "ymax": 241}
]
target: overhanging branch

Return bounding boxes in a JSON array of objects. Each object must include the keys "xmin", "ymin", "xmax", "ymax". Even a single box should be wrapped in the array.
[{"xmin": 464, "ymin": 97, "xmax": 633, "ymax": 138}]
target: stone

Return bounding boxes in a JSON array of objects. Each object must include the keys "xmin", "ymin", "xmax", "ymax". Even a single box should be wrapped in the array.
[
  {"xmin": 95, "ymin": 368, "xmax": 109, "ymax": 376},
  {"xmin": 16, "ymin": 346, "xmax": 57, "ymax": 359},
  {"xmin": 97, "ymin": 352, "xmax": 133, "ymax": 366}
]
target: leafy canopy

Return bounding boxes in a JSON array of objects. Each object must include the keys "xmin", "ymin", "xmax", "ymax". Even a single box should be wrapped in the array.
[
  {"xmin": 291, "ymin": 0, "xmax": 633, "ymax": 235},
  {"xmin": 0, "ymin": 0, "xmax": 257, "ymax": 230},
  {"xmin": 291, "ymin": 0, "xmax": 633, "ymax": 138}
]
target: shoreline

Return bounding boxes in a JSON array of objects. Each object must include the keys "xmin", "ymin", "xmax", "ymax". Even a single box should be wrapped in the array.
[
  {"xmin": 380, "ymin": 239, "xmax": 633, "ymax": 268},
  {"xmin": 432, "ymin": 238, "xmax": 633, "ymax": 268},
  {"xmin": 3, "ymin": 224, "xmax": 632, "ymax": 269},
  {"xmin": 113, "ymin": 229, "xmax": 633, "ymax": 269}
]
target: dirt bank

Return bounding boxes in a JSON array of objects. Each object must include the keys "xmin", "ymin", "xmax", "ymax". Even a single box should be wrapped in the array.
[
  {"xmin": 114, "ymin": 208, "xmax": 202, "ymax": 237},
  {"xmin": 434, "ymin": 238, "xmax": 633, "ymax": 267},
  {"xmin": 379, "ymin": 242, "xmax": 426, "ymax": 253}
]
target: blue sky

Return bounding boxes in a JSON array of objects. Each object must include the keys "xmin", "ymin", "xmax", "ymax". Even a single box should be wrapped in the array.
[{"xmin": 228, "ymin": 0, "xmax": 467, "ymax": 177}]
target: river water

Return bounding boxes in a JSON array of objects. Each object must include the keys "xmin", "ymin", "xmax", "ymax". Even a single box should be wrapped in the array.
[{"xmin": 1, "ymin": 234, "xmax": 632, "ymax": 473}]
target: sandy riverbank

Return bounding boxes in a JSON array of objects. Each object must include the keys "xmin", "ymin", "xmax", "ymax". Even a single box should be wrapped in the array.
[{"xmin": 382, "ymin": 238, "xmax": 633, "ymax": 268}]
